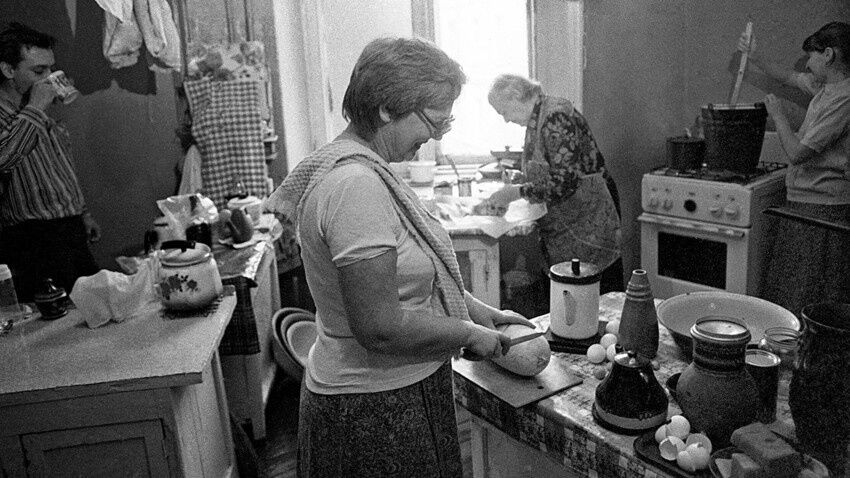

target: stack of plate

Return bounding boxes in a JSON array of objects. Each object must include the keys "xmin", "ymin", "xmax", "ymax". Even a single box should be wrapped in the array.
[{"xmin": 271, "ymin": 307, "xmax": 317, "ymax": 382}]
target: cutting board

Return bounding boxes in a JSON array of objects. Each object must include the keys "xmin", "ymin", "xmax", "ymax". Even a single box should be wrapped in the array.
[{"xmin": 452, "ymin": 354, "xmax": 582, "ymax": 408}]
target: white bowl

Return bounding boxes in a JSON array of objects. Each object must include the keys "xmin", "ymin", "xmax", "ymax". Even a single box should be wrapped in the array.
[
  {"xmin": 408, "ymin": 161, "xmax": 436, "ymax": 184},
  {"xmin": 271, "ymin": 307, "xmax": 315, "ymax": 381},
  {"xmin": 285, "ymin": 320, "xmax": 317, "ymax": 367},
  {"xmin": 657, "ymin": 291, "xmax": 800, "ymax": 358}
]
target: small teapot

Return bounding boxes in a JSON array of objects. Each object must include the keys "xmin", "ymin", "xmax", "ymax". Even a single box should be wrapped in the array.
[
  {"xmin": 593, "ymin": 350, "xmax": 668, "ymax": 435},
  {"xmin": 156, "ymin": 240, "xmax": 223, "ymax": 311}
]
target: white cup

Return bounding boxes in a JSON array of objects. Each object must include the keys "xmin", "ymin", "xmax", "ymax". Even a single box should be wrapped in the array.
[{"xmin": 408, "ymin": 161, "xmax": 436, "ymax": 184}]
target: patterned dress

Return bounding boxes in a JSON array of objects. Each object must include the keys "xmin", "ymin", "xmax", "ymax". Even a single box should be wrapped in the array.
[{"xmin": 520, "ymin": 96, "xmax": 622, "ymax": 275}]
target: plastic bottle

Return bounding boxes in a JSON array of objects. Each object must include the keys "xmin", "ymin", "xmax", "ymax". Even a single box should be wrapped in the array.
[
  {"xmin": 0, "ymin": 264, "xmax": 22, "ymax": 322},
  {"xmin": 617, "ymin": 269, "xmax": 659, "ymax": 359}
]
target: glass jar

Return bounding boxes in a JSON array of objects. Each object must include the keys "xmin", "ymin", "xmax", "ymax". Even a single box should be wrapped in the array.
[{"xmin": 758, "ymin": 326, "xmax": 800, "ymax": 400}]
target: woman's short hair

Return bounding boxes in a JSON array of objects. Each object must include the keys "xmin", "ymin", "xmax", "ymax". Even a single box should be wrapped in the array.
[
  {"xmin": 342, "ymin": 37, "xmax": 466, "ymax": 139},
  {"xmin": 488, "ymin": 74, "xmax": 543, "ymax": 104},
  {"xmin": 803, "ymin": 21, "xmax": 850, "ymax": 67},
  {"xmin": 0, "ymin": 22, "xmax": 55, "ymax": 70}
]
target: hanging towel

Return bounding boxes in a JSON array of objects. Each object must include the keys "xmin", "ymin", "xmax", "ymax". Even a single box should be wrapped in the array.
[
  {"xmin": 133, "ymin": 0, "xmax": 182, "ymax": 71},
  {"xmin": 184, "ymin": 78, "xmax": 267, "ymax": 209},
  {"xmin": 102, "ymin": 2, "xmax": 142, "ymax": 69},
  {"xmin": 178, "ymin": 145, "xmax": 204, "ymax": 195},
  {"xmin": 99, "ymin": 0, "xmax": 181, "ymax": 71}
]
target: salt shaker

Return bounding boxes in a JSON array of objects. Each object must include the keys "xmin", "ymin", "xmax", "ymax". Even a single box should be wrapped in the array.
[{"xmin": 617, "ymin": 269, "xmax": 659, "ymax": 359}]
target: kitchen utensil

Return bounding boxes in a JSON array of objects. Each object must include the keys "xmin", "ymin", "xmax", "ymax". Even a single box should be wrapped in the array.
[
  {"xmin": 730, "ymin": 21, "xmax": 753, "ymax": 105},
  {"xmin": 460, "ymin": 331, "xmax": 547, "ymax": 361},
  {"xmin": 33, "ymin": 278, "xmax": 69, "ymax": 320},
  {"xmin": 549, "ymin": 258, "xmax": 602, "ymax": 340},
  {"xmin": 700, "ymin": 103, "xmax": 767, "ymax": 173},
  {"xmin": 593, "ymin": 350, "xmax": 669, "ymax": 435},
  {"xmin": 656, "ymin": 291, "xmax": 799, "ymax": 359},
  {"xmin": 618, "ymin": 269, "xmax": 659, "ymax": 359},
  {"xmin": 452, "ymin": 354, "xmax": 582, "ymax": 408},
  {"xmin": 156, "ymin": 240, "xmax": 223, "ymax": 311},
  {"xmin": 790, "ymin": 302, "xmax": 850, "ymax": 477},
  {"xmin": 677, "ymin": 316, "xmax": 760, "ymax": 448},
  {"xmin": 445, "ymin": 155, "xmax": 461, "ymax": 181},
  {"xmin": 666, "ymin": 136, "xmax": 706, "ymax": 170}
]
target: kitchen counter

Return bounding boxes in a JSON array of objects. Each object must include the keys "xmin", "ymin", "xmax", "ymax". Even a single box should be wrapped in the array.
[
  {"xmin": 764, "ymin": 205, "xmax": 850, "ymax": 233},
  {"xmin": 0, "ymin": 289, "xmax": 238, "ymax": 476},
  {"xmin": 452, "ymin": 292, "xmax": 797, "ymax": 478}
]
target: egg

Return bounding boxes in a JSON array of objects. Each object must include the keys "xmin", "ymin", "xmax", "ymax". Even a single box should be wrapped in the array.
[
  {"xmin": 606, "ymin": 343, "xmax": 617, "ymax": 362},
  {"xmin": 658, "ymin": 436, "xmax": 685, "ymax": 461},
  {"xmin": 676, "ymin": 450, "xmax": 697, "ymax": 472},
  {"xmin": 654, "ymin": 424, "xmax": 668, "ymax": 443},
  {"xmin": 685, "ymin": 432, "xmax": 713, "ymax": 454},
  {"xmin": 592, "ymin": 365, "xmax": 608, "ymax": 380},
  {"xmin": 667, "ymin": 415, "xmax": 691, "ymax": 439},
  {"xmin": 600, "ymin": 333, "xmax": 618, "ymax": 349},
  {"xmin": 605, "ymin": 319, "xmax": 620, "ymax": 335},
  {"xmin": 685, "ymin": 443, "xmax": 711, "ymax": 470},
  {"xmin": 587, "ymin": 344, "xmax": 606, "ymax": 364}
]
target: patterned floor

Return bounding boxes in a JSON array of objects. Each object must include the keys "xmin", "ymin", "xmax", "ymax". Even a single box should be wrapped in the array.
[{"xmin": 254, "ymin": 375, "xmax": 473, "ymax": 478}]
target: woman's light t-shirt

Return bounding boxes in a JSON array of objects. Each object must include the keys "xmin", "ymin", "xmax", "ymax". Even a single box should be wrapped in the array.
[{"xmin": 298, "ymin": 162, "xmax": 446, "ymax": 394}]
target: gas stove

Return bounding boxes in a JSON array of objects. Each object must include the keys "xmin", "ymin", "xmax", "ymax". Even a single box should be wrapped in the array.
[{"xmin": 642, "ymin": 162, "xmax": 787, "ymax": 227}]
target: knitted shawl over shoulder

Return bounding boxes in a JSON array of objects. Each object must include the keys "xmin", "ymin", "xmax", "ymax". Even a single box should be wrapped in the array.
[{"xmin": 264, "ymin": 138, "xmax": 470, "ymax": 323}]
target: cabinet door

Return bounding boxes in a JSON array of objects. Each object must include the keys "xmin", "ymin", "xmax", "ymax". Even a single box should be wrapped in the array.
[{"xmin": 22, "ymin": 421, "xmax": 168, "ymax": 477}]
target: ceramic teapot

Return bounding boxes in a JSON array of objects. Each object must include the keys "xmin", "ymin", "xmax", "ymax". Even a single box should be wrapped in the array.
[
  {"xmin": 156, "ymin": 240, "xmax": 223, "ymax": 311},
  {"xmin": 593, "ymin": 350, "xmax": 668, "ymax": 434}
]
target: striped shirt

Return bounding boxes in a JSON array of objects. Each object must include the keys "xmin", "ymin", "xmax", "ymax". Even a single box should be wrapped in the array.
[{"xmin": 0, "ymin": 98, "xmax": 86, "ymax": 226}]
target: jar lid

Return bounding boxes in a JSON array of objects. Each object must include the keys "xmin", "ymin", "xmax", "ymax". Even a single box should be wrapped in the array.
[
  {"xmin": 745, "ymin": 349, "xmax": 780, "ymax": 367},
  {"xmin": 691, "ymin": 315, "xmax": 751, "ymax": 345},
  {"xmin": 160, "ymin": 241, "xmax": 212, "ymax": 267},
  {"xmin": 549, "ymin": 258, "xmax": 602, "ymax": 285},
  {"xmin": 34, "ymin": 278, "xmax": 67, "ymax": 301},
  {"xmin": 613, "ymin": 350, "xmax": 650, "ymax": 369}
]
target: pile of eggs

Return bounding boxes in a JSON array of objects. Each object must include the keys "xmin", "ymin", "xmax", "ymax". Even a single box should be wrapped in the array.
[{"xmin": 655, "ymin": 415, "xmax": 713, "ymax": 472}]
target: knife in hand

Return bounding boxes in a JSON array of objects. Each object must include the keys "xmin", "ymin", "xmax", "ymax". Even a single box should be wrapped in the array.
[{"xmin": 460, "ymin": 331, "xmax": 546, "ymax": 361}]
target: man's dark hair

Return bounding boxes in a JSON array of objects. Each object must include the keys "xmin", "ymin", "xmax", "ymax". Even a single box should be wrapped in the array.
[
  {"xmin": 803, "ymin": 21, "xmax": 850, "ymax": 68},
  {"xmin": 0, "ymin": 22, "xmax": 56, "ymax": 69}
]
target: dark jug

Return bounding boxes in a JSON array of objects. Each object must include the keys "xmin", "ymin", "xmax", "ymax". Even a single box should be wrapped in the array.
[
  {"xmin": 789, "ymin": 302, "xmax": 850, "ymax": 477},
  {"xmin": 593, "ymin": 350, "xmax": 668, "ymax": 435}
]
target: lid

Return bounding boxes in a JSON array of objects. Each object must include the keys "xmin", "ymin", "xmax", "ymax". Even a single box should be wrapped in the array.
[
  {"xmin": 160, "ymin": 241, "xmax": 212, "ymax": 267},
  {"xmin": 34, "ymin": 278, "xmax": 66, "ymax": 301},
  {"xmin": 0, "ymin": 264, "xmax": 11, "ymax": 281},
  {"xmin": 613, "ymin": 350, "xmax": 651, "ymax": 369},
  {"xmin": 549, "ymin": 258, "xmax": 602, "ymax": 285},
  {"xmin": 227, "ymin": 195, "xmax": 261, "ymax": 209},
  {"xmin": 745, "ymin": 349, "xmax": 780, "ymax": 367},
  {"xmin": 691, "ymin": 315, "xmax": 751, "ymax": 345}
]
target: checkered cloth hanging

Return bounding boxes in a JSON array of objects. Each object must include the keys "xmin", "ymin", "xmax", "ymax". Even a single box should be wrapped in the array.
[{"xmin": 184, "ymin": 78, "xmax": 268, "ymax": 209}]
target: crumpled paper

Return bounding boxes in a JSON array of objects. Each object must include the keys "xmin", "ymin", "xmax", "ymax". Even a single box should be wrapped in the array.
[
  {"xmin": 70, "ymin": 257, "xmax": 161, "ymax": 329},
  {"xmin": 432, "ymin": 196, "xmax": 546, "ymax": 238}
]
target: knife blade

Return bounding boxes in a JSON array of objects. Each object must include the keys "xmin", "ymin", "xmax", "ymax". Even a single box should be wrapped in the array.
[{"xmin": 460, "ymin": 331, "xmax": 545, "ymax": 361}]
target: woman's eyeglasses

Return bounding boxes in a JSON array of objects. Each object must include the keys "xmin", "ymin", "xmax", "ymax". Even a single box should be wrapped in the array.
[{"xmin": 415, "ymin": 110, "xmax": 455, "ymax": 139}]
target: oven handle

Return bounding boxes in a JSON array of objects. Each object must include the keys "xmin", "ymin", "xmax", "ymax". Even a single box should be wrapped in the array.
[{"xmin": 638, "ymin": 214, "xmax": 746, "ymax": 238}]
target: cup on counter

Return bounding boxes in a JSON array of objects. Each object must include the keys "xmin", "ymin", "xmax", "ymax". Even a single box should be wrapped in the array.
[
  {"xmin": 457, "ymin": 177, "xmax": 474, "ymax": 197},
  {"xmin": 408, "ymin": 161, "xmax": 436, "ymax": 184},
  {"xmin": 745, "ymin": 348, "xmax": 781, "ymax": 423}
]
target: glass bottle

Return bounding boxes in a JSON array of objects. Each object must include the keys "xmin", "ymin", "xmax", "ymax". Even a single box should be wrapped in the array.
[{"xmin": 757, "ymin": 326, "xmax": 800, "ymax": 400}]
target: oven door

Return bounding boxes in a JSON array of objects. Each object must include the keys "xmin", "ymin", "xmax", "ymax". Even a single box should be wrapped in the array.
[{"xmin": 638, "ymin": 213, "xmax": 751, "ymax": 299}]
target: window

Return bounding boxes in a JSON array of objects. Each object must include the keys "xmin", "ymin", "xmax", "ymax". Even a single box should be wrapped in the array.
[{"xmin": 433, "ymin": 0, "xmax": 530, "ymax": 162}]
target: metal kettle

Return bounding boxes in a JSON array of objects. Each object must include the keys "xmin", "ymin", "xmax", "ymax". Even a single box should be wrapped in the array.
[{"xmin": 593, "ymin": 350, "xmax": 668, "ymax": 435}]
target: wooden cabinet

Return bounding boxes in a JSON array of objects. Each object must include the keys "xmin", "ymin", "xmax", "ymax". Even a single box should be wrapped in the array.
[{"xmin": 0, "ymin": 292, "xmax": 238, "ymax": 477}]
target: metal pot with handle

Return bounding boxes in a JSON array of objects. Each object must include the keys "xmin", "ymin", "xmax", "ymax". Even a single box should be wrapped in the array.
[{"xmin": 156, "ymin": 240, "xmax": 223, "ymax": 310}]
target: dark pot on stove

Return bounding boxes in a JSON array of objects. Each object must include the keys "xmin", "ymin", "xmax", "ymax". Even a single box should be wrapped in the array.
[{"xmin": 666, "ymin": 136, "xmax": 705, "ymax": 170}]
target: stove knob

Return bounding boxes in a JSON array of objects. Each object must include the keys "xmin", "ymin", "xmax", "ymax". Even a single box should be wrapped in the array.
[
  {"xmin": 648, "ymin": 196, "xmax": 659, "ymax": 208},
  {"xmin": 709, "ymin": 203, "xmax": 722, "ymax": 217},
  {"xmin": 684, "ymin": 199, "xmax": 697, "ymax": 212},
  {"xmin": 662, "ymin": 198, "xmax": 674, "ymax": 210},
  {"xmin": 724, "ymin": 204, "xmax": 740, "ymax": 218}
]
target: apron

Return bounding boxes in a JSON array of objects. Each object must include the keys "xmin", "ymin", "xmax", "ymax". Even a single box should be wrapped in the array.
[{"xmin": 523, "ymin": 96, "xmax": 621, "ymax": 269}]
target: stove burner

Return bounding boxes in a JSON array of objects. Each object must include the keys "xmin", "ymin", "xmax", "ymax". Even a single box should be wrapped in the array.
[{"xmin": 649, "ymin": 162, "xmax": 787, "ymax": 184}]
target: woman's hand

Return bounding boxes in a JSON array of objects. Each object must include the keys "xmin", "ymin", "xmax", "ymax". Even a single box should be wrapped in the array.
[
  {"xmin": 763, "ymin": 93, "xmax": 783, "ymax": 119},
  {"xmin": 736, "ymin": 31, "xmax": 757, "ymax": 57},
  {"xmin": 465, "ymin": 323, "xmax": 510, "ymax": 359}
]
